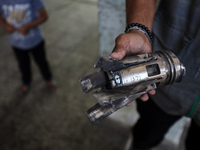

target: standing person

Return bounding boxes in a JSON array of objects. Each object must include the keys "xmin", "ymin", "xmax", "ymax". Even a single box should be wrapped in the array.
[
  {"xmin": 0, "ymin": 0, "xmax": 57, "ymax": 97},
  {"xmin": 110, "ymin": 0, "xmax": 200, "ymax": 149}
]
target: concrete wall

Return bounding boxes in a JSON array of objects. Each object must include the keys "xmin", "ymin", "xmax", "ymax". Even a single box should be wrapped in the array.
[{"xmin": 98, "ymin": 0, "xmax": 126, "ymax": 55}]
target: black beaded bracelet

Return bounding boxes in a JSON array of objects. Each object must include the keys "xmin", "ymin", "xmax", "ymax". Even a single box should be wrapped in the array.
[{"xmin": 125, "ymin": 23, "xmax": 153, "ymax": 45}]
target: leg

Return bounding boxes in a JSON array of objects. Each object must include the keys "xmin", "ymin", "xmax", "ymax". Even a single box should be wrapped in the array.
[
  {"xmin": 132, "ymin": 98, "xmax": 181, "ymax": 150},
  {"xmin": 30, "ymin": 40, "xmax": 52, "ymax": 81},
  {"xmin": 185, "ymin": 119, "xmax": 200, "ymax": 150},
  {"xmin": 13, "ymin": 47, "xmax": 31, "ymax": 85},
  {"xmin": 31, "ymin": 41, "xmax": 57, "ymax": 92}
]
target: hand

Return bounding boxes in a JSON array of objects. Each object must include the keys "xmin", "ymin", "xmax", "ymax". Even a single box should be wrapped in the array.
[
  {"xmin": 17, "ymin": 25, "xmax": 30, "ymax": 35},
  {"xmin": 110, "ymin": 30, "xmax": 155, "ymax": 101},
  {"xmin": 16, "ymin": 8, "xmax": 48, "ymax": 36},
  {"xmin": 4, "ymin": 24, "xmax": 16, "ymax": 33}
]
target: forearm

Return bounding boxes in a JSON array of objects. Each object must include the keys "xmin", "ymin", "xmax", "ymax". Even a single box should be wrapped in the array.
[
  {"xmin": 17, "ymin": 8, "xmax": 48, "ymax": 35},
  {"xmin": 126, "ymin": 0, "xmax": 156, "ymax": 30},
  {"xmin": 0, "ymin": 15, "xmax": 8, "ymax": 28},
  {"xmin": 0, "ymin": 15, "xmax": 16, "ymax": 33},
  {"xmin": 24, "ymin": 8, "xmax": 48, "ymax": 30}
]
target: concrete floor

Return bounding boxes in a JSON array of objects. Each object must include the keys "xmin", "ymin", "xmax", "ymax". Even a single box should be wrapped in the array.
[
  {"xmin": 0, "ymin": 0, "xmax": 190, "ymax": 150},
  {"xmin": 0, "ymin": 0, "xmax": 130, "ymax": 150}
]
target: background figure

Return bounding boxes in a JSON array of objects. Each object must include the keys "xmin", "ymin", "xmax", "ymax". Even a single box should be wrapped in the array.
[
  {"xmin": 0, "ymin": 0, "xmax": 57, "ymax": 97},
  {"xmin": 110, "ymin": 0, "xmax": 200, "ymax": 150}
]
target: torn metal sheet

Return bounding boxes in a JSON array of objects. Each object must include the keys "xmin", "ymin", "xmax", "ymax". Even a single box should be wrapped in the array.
[{"xmin": 80, "ymin": 50, "xmax": 186, "ymax": 124}]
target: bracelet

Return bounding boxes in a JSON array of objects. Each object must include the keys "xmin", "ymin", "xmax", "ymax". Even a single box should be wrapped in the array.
[{"xmin": 125, "ymin": 23, "xmax": 153, "ymax": 45}]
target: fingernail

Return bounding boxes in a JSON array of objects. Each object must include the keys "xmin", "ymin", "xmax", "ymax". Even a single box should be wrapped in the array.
[
  {"xmin": 140, "ymin": 94, "xmax": 149, "ymax": 101},
  {"xmin": 110, "ymin": 52, "xmax": 122, "ymax": 60},
  {"xmin": 110, "ymin": 52, "xmax": 118, "ymax": 58}
]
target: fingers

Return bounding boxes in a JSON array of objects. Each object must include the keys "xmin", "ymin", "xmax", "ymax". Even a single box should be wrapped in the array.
[
  {"xmin": 17, "ymin": 28, "xmax": 27, "ymax": 35},
  {"xmin": 17, "ymin": 25, "xmax": 30, "ymax": 35},
  {"xmin": 140, "ymin": 90, "xmax": 156, "ymax": 101},
  {"xmin": 127, "ymin": 91, "xmax": 155, "ymax": 105},
  {"xmin": 126, "ymin": 103, "xmax": 132, "ymax": 106},
  {"xmin": 110, "ymin": 31, "xmax": 152, "ymax": 60},
  {"xmin": 110, "ymin": 51, "xmax": 125, "ymax": 60},
  {"xmin": 110, "ymin": 34, "xmax": 129, "ymax": 60},
  {"xmin": 140, "ymin": 93, "xmax": 149, "ymax": 101},
  {"xmin": 110, "ymin": 32, "xmax": 155, "ymax": 102},
  {"xmin": 148, "ymin": 89, "xmax": 156, "ymax": 95},
  {"xmin": 5, "ymin": 25, "xmax": 16, "ymax": 33},
  {"xmin": 127, "ymin": 89, "xmax": 156, "ymax": 105}
]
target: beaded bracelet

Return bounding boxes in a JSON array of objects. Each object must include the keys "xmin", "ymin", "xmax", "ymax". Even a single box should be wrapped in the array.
[{"xmin": 125, "ymin": 23, "xmax": 153, "ymax": 45}]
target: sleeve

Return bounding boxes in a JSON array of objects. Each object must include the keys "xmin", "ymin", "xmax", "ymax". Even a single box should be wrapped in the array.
[{"xmin": 32, "ymin": 0, "xmax": 45, "ymax": 11}]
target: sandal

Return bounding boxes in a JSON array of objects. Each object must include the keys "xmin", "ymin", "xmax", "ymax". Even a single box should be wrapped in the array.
[
  {"xmin": 47, "ymin": 80, "xmax": 57, "ymax": 92},
  {"xmin": 17, "ymin": 84, "xmax": 30, "ymax": 98}
]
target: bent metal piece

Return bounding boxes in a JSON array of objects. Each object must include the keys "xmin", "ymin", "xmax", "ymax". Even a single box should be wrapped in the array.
[{"xmin": 80, "ymin": 50, "xmax": 186, "ymax": 124}]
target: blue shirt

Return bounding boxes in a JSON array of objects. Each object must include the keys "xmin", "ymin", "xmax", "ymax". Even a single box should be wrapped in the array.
[{"xmin": 0, "ymin": 0, "xmax": 45, "ymax": 50}]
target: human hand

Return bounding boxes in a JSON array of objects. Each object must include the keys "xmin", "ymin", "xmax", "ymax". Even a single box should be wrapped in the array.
[
  {"xmin": 110, "ymin": 29, "xmax": 155, "ymax": 101},
  {"xmin": 17, "ymin": 25, "xmax": 30, "ymax": 35},
  {"xmin": 4, "ymin": 24, "xmax": 16, "ymax": 33}
]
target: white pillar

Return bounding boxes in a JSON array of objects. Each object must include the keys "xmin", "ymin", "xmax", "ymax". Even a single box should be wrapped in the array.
[{"xmin": 98, "ymin": 0, "xmax": 126, "ymax": 55}]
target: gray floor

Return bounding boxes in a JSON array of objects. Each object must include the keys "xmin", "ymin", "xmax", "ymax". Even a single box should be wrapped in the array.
[
  {"xmin": 0, "ymin": 0, "xmax": 189, "ymax": 150},
  {"xmin": 0, "ymin": 0, "xmax": 131, "ymax": 150}
]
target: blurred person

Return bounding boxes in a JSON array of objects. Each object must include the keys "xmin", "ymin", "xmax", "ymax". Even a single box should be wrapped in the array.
[
  {"xmin": 0, "ymin": 0, "xmax": 57, "ymax": 97},
  {"xmin": 110, "ymin": 0, "xmax": 200, "ymax": 150}
]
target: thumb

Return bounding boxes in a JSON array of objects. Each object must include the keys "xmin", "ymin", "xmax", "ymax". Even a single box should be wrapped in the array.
[
  {"xmin": 110, "ymin": 34, "xmax": 129, "ymax": 60},
  {"xmin": 110, "ymin": 49, "xmax": 126, "ymax": 60}
]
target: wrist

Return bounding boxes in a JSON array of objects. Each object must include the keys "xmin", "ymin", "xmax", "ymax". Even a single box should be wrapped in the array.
[
  {"xmin": 2, "ymin": 23, "xmax": 10, "ymax": 29},
  {"xmin": 127, "ymin": 30, "xmax": 152, "ymax": 54},
  {"xmin": 125, "ymin": 23, "xmax": 153, "ymax": 46}
]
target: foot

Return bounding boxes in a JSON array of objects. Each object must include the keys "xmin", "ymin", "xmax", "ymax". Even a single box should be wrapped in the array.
[
  {"xmin": 47, "ymin": 80, "xmax": 57, "ymax": 92},
  {"xmin": 17, "ymin": 84, "xmax": 30, "ymax": 98}
]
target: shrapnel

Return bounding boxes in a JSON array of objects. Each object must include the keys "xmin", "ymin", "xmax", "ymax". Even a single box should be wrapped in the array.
[{"xmin": 80, "ymin": 50, "xmax": 186, "ymax": 124}]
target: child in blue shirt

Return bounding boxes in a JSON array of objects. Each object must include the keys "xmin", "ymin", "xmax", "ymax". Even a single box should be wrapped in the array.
[{"xmin": 0, "ymin": 0, "xmax": 57, "ymax": 97}]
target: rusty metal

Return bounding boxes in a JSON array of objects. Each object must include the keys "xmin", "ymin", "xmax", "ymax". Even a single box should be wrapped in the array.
[{"xmin": 80, "ymin": 50, "xmax": 186, "ymax": 124}]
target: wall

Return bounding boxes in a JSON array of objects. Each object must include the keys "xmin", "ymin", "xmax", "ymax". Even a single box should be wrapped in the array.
[{"xmin": 98, "ymin": 0, "xmax": 126, "ymax": 55}]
